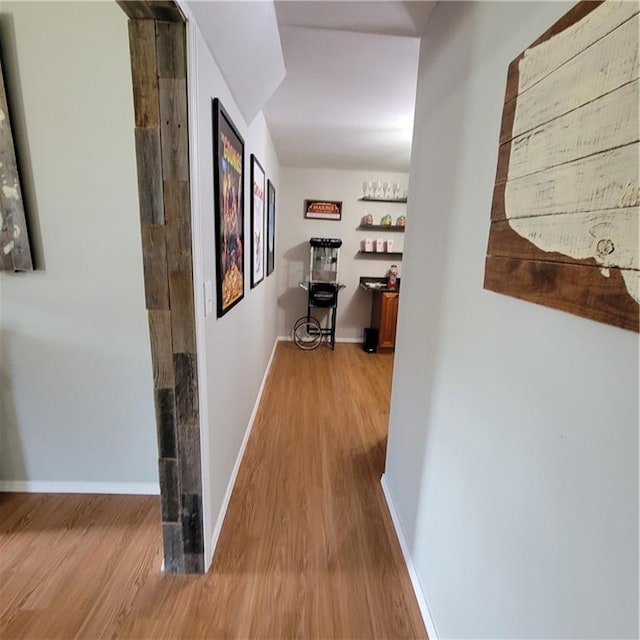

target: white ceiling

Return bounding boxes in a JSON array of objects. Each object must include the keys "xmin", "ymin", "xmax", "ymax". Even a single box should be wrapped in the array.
[
  {"xmin": 185, "ymin": 1, "xmax": 285, "ymax": 124},
  {"xmin": 264, "ymin": 1, "xmax": 435, "ymax": 172},
  {"xmin": 274, "ymin": 1, "xmax": 435, "ymax": 38}
]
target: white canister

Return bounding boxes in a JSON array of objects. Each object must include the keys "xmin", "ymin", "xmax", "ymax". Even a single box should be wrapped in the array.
[
  {"xmin": 386, "ymin": 239, "xmax": 394, "ymax": 252},
  {"xmin": 376, "ymin": 239, "xmax": 385, "ymax": 252},
  {"xmin": 364, "ymin": 238, "xmax": 373, "ymax": 252}
]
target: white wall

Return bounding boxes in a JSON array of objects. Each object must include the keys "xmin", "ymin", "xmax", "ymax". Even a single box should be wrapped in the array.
[
  {"xmin": 185, "ymin": 15, "xmax": 281, "ymax": 567},
  {"xmin": 277, "ymin": 167, "xmax": 408, "ymax": 340},
  {"xmin": 385, "ymin": 2, "xmax": 639, "ymax": 638},
  {"xmin": 0, "ymin": 2, "xmax": 158, "ymax": 490}
]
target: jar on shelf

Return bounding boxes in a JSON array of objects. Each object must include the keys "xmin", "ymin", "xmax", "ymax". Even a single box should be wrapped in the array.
[
  {"xmin": 381, "ymin": 214, "xmax": 392, "ymax": 226},
  {"xmin": 396, "ymin": 215, "xmax": 406, "ymax": 227},
  {"xmin": 386, "ymin": 264, "xmax": 398, "ymax": 289}
]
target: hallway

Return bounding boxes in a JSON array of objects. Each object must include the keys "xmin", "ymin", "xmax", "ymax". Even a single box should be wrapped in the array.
[{"xmin": 0, "ymin": 343, "xmax": 426, "ymax": 639}]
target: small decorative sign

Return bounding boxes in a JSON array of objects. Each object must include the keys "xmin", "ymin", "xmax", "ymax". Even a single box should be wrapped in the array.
[{"xmin": 304, "ymin": 199, "xmax": 342, "ymax": 221}]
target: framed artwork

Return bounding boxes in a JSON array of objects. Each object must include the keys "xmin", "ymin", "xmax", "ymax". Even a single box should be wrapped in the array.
[
  {"xmin": 267, "ymin": 179, "xmax": 275, "ymax": 276},
  {"xmin": 304, "ymin": 199, "xmax": 342, "ymax": 221},
  {"xmin": 484, "ymin": 1, "xmax": 639, "ymax": 332},
  {"xmin": 0, "ymin": 56, "xmax": 32, "ymax": 271},
  {"xmin": 250, "ymin": 155, "xmax": 266, "ymax": 288},
  {"xmin": 212, "ymin": 98, "xmax": 244, "ymax": 317}
]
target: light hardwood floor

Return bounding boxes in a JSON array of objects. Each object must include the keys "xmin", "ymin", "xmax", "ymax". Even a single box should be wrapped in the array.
[{"xmin": 0, "ymin": 343, "xmax": 426, "ymax": 639}]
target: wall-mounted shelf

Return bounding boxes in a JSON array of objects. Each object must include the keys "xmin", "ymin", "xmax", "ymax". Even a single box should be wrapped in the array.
[
  {"xmin": 357, "ymin": 225, "xmax": 405, "ymax": 232},
  {"xmin": 357, "ymin": 251, "xmax": 403, "ymax": 258},
  {"xmin": 358, "ymin": 197, "xmax": 407, "ymax": 203}
]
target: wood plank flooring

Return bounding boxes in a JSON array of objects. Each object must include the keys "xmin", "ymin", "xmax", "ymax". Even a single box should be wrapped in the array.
[{"xmin": 0, "ymin": 343, "xmax": 427, "ymax": 639}]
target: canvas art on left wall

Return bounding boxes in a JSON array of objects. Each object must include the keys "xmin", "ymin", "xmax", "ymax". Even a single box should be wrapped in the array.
[{"xmin": 213, "ymin": 98, "xmax": 245, "ymax": 317}]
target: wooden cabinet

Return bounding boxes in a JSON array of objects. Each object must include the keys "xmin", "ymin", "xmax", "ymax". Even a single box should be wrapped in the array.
[{"xmin": 371, "ymin": 291, "xmax": 399, "ymax": 351}]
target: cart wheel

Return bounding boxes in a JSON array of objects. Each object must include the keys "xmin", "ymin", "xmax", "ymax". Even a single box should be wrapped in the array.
[{"xmin": 293, "ymin": 316, "xmax": 323, "ymax": 350}]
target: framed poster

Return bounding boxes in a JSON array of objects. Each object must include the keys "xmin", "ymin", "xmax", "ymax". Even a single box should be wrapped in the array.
[
  {"xmin": 250, "ymin": 154, "xmax": 266, "ymax": 288},
  {"xmin": 304, "ymin": 199, "xmax": 342, "ymax": 221},
  {"xmin": 266, "ymin": 179, "xmax": 276, "ymax": 276},
  {"xmin": 213, "ymin": 98, "xmax": 244, "ymax": 317}
]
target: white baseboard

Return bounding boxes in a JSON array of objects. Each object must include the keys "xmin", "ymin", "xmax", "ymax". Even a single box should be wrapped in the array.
[
  {"xmin": 277, "ymin": 335, "xmax": 363, "ymax": 344},
  {"xmin": 0, "ymin": 481, "xmax": 160, "ymax": 495},
  {"xmin": 208, "ymin": 336, "xmax": 280, "ymax": 563},
  {"xmin": 381, "ymin": 474, "xmax": 439, "ymax": 640}
]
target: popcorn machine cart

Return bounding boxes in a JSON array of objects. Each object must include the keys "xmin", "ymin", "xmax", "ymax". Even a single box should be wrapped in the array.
[{"xmin": 293, "ymin": 237, "xmax": 345, "ymax": 350}]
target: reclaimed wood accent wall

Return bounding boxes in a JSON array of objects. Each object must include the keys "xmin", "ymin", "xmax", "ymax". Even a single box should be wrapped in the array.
[
  {"xmin": 0, "ymin": 53, "xmax": 32, "ymax": 271},
  {"xmin": 120, "ymin": 1, "xmax": 204, "ymax": 574},
  {"xmin": 485, "ymin": 0, "xmax": 639, "ymax": 332}
]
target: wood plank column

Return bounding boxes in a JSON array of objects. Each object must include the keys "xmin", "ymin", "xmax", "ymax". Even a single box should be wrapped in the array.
[{"xmin": 120, "ymin": 1, "xmax": 204, "ymax": 574}]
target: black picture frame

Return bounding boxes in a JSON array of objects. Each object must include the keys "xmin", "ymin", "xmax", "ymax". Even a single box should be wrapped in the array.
[
  {"xmin": 266, "ymin": 180, "xmax": 276, "ymax": 277},
  {"xmin": 250, "ymin": 155, "xmax": 266, "ymax": 288},
  {"xmin": 212, "ymin": 98, "xmax": 245, "ymax": 317}
]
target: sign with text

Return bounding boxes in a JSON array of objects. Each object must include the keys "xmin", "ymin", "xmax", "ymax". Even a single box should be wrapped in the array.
[{"xmin": 304, "ymin": 199, "xmax": 342, "ymax": 221}]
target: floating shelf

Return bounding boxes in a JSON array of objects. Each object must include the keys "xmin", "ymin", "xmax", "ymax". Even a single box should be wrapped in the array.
[
  {"xmin": 357, "ymin": 224, "xmax": 405, "ymax": 232},
  {"xmin": 357, "ymin": 251, "xmax": 403, "ymax": 258},
  {"xmin": 358, "ymin": 197, "xmax": 407, "ymax": 203}
]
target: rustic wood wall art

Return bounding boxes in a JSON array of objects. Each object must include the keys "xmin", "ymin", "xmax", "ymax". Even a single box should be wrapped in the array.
[
  {"xmin": 485, "ymin": 0, "xmax": 639, "ymax": 332},
  {"xmin": 0, "ymin": 54, "xmax": 32, "ymax": 271}
]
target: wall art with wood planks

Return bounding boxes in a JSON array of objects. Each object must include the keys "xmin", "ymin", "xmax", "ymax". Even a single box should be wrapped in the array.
[
  {"xmin": 0, "ymin": 54, "xmax": 32, "ymax": 271},
  {"xmin": 484, "ymin": 0, "xmax": 639, "ymax": 332}
]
